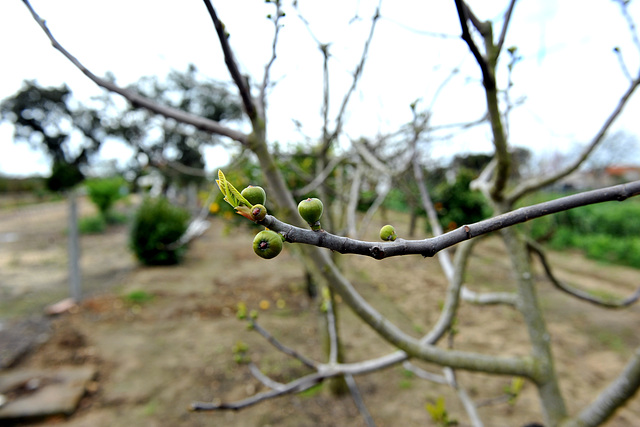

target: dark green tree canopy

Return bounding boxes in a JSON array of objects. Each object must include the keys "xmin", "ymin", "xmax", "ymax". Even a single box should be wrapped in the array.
[
  {"xmin": 0, "ymin": 80, "xmax": 104, "ymax": 190},
  {"xmin": 101, "ymin": 64, "xmax": 244, "ymax": 185}
]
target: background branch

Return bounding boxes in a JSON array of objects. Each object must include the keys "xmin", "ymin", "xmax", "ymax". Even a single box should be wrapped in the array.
[
  {"xmin": 528, "ymin": 240, "xmax": 640, "ymax": 308},
  {"xmin": 22, "ymin": 0, "xmax": 248, "ymax": 145},
  {"xmin": 507, "ymin": 72, "xmax": 640, "ymax": 203},
  {"xmin": 203, "ymin": 0, "xmax": 258, "ymax": 121}
]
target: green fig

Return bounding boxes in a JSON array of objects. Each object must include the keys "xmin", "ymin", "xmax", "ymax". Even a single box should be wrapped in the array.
[
  {"xmin": 241, "ymin": 185, "xmax": 266, "ymax": 206},
  {"xmin": 251, "ymin": 204, "xmax": 267, "ymax": 221},
  {"xmin": 253, "ymin": 230, "xmax": 283, "ymax": 259},
  {"xmin": 379, "ymin": 224, "xmax": 397, "ymax": 241},
  {"xmin": 298, "ymin": 198, "xmax": 323, "ymax": 230}
]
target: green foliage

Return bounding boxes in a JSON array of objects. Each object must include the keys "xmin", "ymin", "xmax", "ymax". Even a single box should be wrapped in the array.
[
  {"xmin": 525, "ymin": 196, "xmax": 640, "ymax": 268},
  {"xmin": 232, "ymin": 340, "xmax": 250, "ymax": 364},
  {"xmin": 430, "ymin": 168, "xmax": 490, "ymax": 232},
  {"xmin": 129, "ymin": 196, "xmax": 190, "ymax": 265},
  {"xmin": 78, "ymin": 214, "xmax": 107, "ymax": 234},
  {"xmin": 425, "ymin": 396, "xmax": 457, "ymax": 426},
  {"xmin": 0, "ymin": 81, "xmax": 102, "ymax": 189},
  {"xmin": 0, "ymin": 175, "xmax": 47, "ymax": 194},
  {"xmin": 85, "ymin": 176, "xmax": 127, "ymax": 220},
  {"xmin": 124, "ymin": 290, "xmax": 155, "ymax": 305},
  {"xmin": 504, "ymin": 377, "xmax": 525, "ymax": 405},
  {"xmin": 47, "ymin": 161, "xmax": 84, "ymax": 192}
]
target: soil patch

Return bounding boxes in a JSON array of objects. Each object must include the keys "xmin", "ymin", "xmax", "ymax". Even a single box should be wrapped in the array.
[{"xmin": 0, "ymin": 198, "xmax": 639, "ymax": 426}]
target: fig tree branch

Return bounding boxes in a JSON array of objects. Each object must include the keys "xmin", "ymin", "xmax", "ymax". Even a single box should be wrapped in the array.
[
  {"xmin": 21, "ymin": 0, "xmax": 249, "ymax": 146},
  {"xmin": 528, "ymin": 239, "xmax": 640, "ymax": 308},
  {"xmin": 495, "ymin": 0, "xmax": 517, "ymax": 55},
  {"xmin": 325, "ymin": 1, "xmax": 382, "ymax": 150},
  {"xmin": 454, "ymin": 0, "xmax": 493, "ymax": 90},
  {"xmin": 258, "ymin": 0, "xmax": 284, "ymax": 118},
  {"xmin": 561, "ymin": 346, "xmax": 640, "ymax": 427},
  {"xmin": 202, "ymin": 0, "xmax": 258, "ymax": 121},
  {"xmin": 507, "ymin": 71, "xmax": 640, "ymax": 203},
  {"xmin": 250, "ymin": 320, "xmax": 319, "ymax": 370},
  {"xmin": 259, "ymin": 180, "xmax": 640, "ymax": 260}
]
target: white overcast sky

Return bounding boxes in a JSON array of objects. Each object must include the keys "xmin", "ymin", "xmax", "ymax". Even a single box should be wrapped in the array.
[{"xmin": 1, "ymin": 0, "xmax": 639, "ymax": 176}]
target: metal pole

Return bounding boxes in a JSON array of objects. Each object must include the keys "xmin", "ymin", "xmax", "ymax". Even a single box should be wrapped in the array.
[{"xmin": 67, "ymin": 189, "xmax": 81, "ymax": 302}]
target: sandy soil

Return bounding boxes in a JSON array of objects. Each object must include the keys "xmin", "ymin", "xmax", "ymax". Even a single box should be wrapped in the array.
[{"xmin": 0, "ymin": 196, "xmax": 639, "ymax": 426}]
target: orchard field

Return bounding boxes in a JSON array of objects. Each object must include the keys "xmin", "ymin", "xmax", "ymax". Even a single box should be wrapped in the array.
[{"xmin": 1, "ymin": 196, "xmax": 639, "ymax": 426}]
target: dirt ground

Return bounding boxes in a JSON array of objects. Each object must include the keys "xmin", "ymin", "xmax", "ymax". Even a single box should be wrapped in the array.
[{"xmin": 0, "ymin": 196, "xmax": 639, "ymax": 426}]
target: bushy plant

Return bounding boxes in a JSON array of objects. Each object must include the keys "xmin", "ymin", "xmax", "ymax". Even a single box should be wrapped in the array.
[
  {"xmin": 431, "ymin": 168, "xmax": 491, "ymax": 232},
  {"xmin": 78, "ymin": 214, "xmax": 107, "ymax": 234},
  {"xmin": 525, "ymin": 197, "xmax": 640, "ymax": 267},
  {"xmin": 86, "ymin": 176, "xmax": 127, "ymax": 222},
  {"xmin": 130, "ymin": 196, "xmax": 190, "ymax": 265}
]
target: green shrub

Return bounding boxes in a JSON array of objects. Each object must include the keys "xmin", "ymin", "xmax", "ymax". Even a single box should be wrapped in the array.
[
  {"xmin": 86, "ymin": 176, "xmax": 127, "ymax": 222},
  {"xmin": 525, "ymin": 195, "xmax": 640, "ymax": 268},
  {"xmin": 430, "ymin": 168, "xmax": 490, "ymax": 232},
  {"xmin": 79, "ymin": 214, "xmax": 107, "ymax": 234},
  {"xmin": 130, "ymin": 197, "xmax": 190, "ymax": 265}
]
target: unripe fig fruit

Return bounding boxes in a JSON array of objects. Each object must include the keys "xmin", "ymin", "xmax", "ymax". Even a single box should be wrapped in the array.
[
  {"xmin": 241, "ymin": 185, "xmax": 266, "ymax": 206},
  {"xmin": 253, "ymin": 230, "xmax": 283, "ymax": 259},
  {"xmin": 251, "ymin": 204, "xmax": 267, "ymax": 221},
  {"xmin": 298, "ymin": 198, "xmax": 323, "ymax": 229},
  {"xmin": 379, "ymin": 224, "xmax": 397, "ymax": 241}
]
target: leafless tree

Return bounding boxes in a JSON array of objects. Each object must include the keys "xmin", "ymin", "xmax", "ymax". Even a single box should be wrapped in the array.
[{"xmin": 20, "ymin": 0, "xmax": 640, "ymax": 425}]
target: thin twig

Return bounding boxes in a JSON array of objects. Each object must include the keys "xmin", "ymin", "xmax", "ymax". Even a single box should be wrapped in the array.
[
  {"xmin": 259, "ymin": 0, "xmax": 284, "ymax": 117},
  {"xmin": 454, "ymin": 0, "xmax": 493, "ymax": 90},
  {"xmin": 461, "ymin": 287, "xmax": 519, "ymax": 307},
  {"xmin": 202, "ymin": 0, "xmax": 258, "ymax": 121},
  {"xmin": 21, "ymin": 0, "xmax": 249, "ymax": 145},
  {"xmin": 324, "ymin": 291, "xmax": 339, "ymax": 365},
  {"xmin": 292, "ymin": 154, "xmax": 347, "ymax": 197},
  {"xmin": 250, "ymin": 320, "xmax": 319, "ymax": 369},
  {"xmin": 402, "ymin": 361, "xmax": 447, "ymax": 384},
  {"xmin": 444, "ymin": 367, "xmax": 484, "ymax": 427},
  {"xmin": 190, "ymin": 372, "xmax": 324, "ymax": 411},
  {"xmin": 326, "ymin": 1, "xmax": 382, "ymax": 147},
  {"xmin": 344, "ymin": 373, "xmax": 376, "ymax": 427},
  {"xmin": 495, "ymin": 0, "xmax": 517, "ymax": 55},
  {"xmin": 528, "ymin": 239, "xmax": 640, "ymax": 308},
  {"xmin": 249, "ymin": 362, "xmax": 286, "ymax": 391},
  {"xmin": 507, "ymin": 72, "xmax": 640, "ymax": 203}
]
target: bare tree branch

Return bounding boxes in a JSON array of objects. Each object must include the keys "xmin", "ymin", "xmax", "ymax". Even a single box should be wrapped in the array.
[
  {"xmin": 507, "ymin": 72, "xmax": 640, "ymax": 203},
  {"xmin": 258, "ymin": 1, "xmax": 284, "ymax": 118},
  {"xmin": 562, "ymin": 346, "xmax": 640, "ymax": 427},
  {"xmin": 444, "ymin": 367, "xmax": 484, "ymax": 427},
  {"xmin": 202, "ymin": 0, "xmax": 258, "ymax": 121},
  {"xmin": 344, "ymin": 374, "xmax": 376, "ymax": 427},
  {"xmin": 454, "ymin": 0, "xmax": 494, "ymax": 90},
  {"xmin": 258, "ymin": 180, "xmax": 640, "ymax": 260},
  {"xmin": 190, "ymin": 371, "xmax": 324, "ymax": 411},
  {"xmin": 21, "ymin": 0, "xmax": 249, "ymax": 145},
  {"xmin": 292, "ymin": 154, "xmax": 348, "ymax": 197},
  {"xmin": 250, "ymin": 320, "xmax": 319, "ymax": 370},
  {"xmin": 325, "ymin": 2, "xmax": 382, "ymax": 148},
  {"xmin": 248, "ymin": 362, "xmax": 286, "ymax": 391},
  {"xmin": 461, "ymin": 287, "xmax": 519, "ymax": 307},
  {"xmin": 528, "ymin": 239, "xmax": 640, "ymax": 308},
  {"xmin": 496, "ymin": 0, "xmax": 517, "ymax": 55}
]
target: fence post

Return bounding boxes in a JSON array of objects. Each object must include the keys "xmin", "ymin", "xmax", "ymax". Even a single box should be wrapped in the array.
[{"xmin": 67, "ymin": 189, "xmax": 81, "ymax": 302}]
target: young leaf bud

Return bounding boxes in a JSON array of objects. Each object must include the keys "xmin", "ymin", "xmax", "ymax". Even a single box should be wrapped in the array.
[
  {"xmin": 298, "ymin": 198, "xmax": 323, "ymax": 230},
  {"xmin": 251, "ymin": 204, "xmax": 267, "ymax": 221},
  {"xmin": 253, "ymin": 230, "xmax": 283, "ymax": 259},
  {"xmin": 241, "ymin": 185, "xmax": 266, "ymax": 206},
  {"xmin": 379, "ymin": 224, "xmax": 397, "ymax": 241}
]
